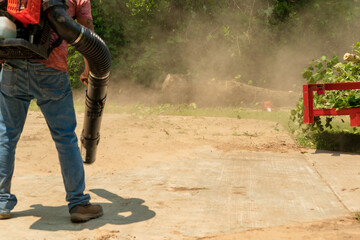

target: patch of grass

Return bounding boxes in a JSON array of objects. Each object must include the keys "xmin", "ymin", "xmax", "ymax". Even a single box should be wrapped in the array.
[
  {"xmin": 233, "ymin": 131, "xmax": 258, "ymax": 137},
  {"xmin": 313, "ymin": 131, "xmax": 360, "ymax": 153},
  {"xmin": 232, "ymin": 131, "xmax": 242, "ymax": 136},
  {"xmin": 354, "ymin": 213, "xmax": 360, "ymax": 223},
  {"xmin": 29, "ymin": 100, "xmax": 40, "ymax": 111},
  {"xmin": 75, "ymin": 101, "xmax": 360, "ymax": 153},
  {"xmin": 289, "ymin": 115, "xmax": 360, "ymax": 152},
  {"xmin": 101, "ymin": 102, "xmax": 291, "ymax": 125},
  {"xmin": 274, "ymin": 123, "xmax": 280, "ymax": 132}
]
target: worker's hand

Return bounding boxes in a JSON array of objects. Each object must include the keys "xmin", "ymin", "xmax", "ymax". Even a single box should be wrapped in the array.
[
  {"xmin": 80, "ymin": 58, "xmax": 89, "ymax": 86},
  {"xmin": 77, "ymin": 18, "xmax": 94, "ymax": 86},
  {"xmin": 80, "ymin": 71, "xmax": 88, "ymax": 85}
]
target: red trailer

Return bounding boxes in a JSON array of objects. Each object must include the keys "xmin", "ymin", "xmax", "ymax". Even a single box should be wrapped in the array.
[{"xmin": 303, "ymin": 82, "xmax": 360, "ymax": 127}]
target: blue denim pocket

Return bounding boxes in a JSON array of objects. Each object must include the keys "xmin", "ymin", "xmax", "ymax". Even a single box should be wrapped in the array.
[
  {"xmin": 36, "ymin": 69, "xmax": 67, "ymax": 100},
  {"xmin": 0, "ymin": 63, "xmax": 18, "ymax": 96}
]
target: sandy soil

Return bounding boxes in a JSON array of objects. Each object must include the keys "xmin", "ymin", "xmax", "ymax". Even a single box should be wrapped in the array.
[
  {"xmin": 10, "ymin": 110, "xmax": 360, "ymax": 239},
  {"xmin": 18, "ymin": 111, "xmax": 300, "ymax": 176},
  {"xmin": 188, "ymin": 216, "xmax": 360, "ymax": 240}
]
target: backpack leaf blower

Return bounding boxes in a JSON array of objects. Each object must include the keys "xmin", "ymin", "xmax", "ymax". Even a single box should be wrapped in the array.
[{"xmin": 0, "ymin": 0, "xmax": 111, "ymax": 164}]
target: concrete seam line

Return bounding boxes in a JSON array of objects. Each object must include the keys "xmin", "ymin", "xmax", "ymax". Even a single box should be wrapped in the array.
[{"xmin": 303, "ymin": 153, "xmax": 352, "ymax": 215}]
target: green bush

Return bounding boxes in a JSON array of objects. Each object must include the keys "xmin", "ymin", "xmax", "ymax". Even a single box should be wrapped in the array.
[
  {"xmin": 67, "ymin": 46, "xmax": 84, "ymax": 89},
  {"xmin": 66, "ymin": 0, "xmax": 360, "ymax": 89},
  {"xmin": 289, "ymin": 43, "xmax": 360, "ymax": 149}
]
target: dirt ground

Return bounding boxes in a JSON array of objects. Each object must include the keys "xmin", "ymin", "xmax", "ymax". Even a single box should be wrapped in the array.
[
  {"xmin": 18, "ymin": 111, "xmax": 299, "ymax": 177},
  {"xmin": 186, "ymin": 217, "xmax": 360, "ymax": 240},
  {"xmin": 9, "ymin": 108, "xmax": 360, "ymax": 239}
]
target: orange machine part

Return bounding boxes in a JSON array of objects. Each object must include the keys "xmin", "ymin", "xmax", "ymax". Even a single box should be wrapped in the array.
[{"xmin": 7, "ymin": 0, "xmax": 41, "ymax": 26}]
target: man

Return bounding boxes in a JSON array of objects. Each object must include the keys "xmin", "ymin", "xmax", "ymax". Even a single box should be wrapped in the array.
[{"xmin": 0, "ymin": 0, "xmax": 103, "ymax": 223}]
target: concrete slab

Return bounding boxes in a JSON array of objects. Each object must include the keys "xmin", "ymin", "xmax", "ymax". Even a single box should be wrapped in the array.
[
  {"xmin": 305, "ymin": 150, "xmax": 360, "ymax": 212},
  {"xmin": 2, "ymin": 147, "xmax": 350, "ymax": 239}
]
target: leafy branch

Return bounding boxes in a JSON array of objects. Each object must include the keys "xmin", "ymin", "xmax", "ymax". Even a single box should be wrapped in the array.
[{"xmin": 289, "ymin": 42, "xmax": 360, "ymax": 141}]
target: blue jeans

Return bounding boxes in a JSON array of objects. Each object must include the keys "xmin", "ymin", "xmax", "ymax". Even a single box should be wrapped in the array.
[{"xmin": 0, "ymin": 59, "xmax": 90, "ymax": 212}]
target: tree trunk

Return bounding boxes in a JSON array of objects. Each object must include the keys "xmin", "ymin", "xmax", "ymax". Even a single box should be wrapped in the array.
[{"xmin": 343, "ymin": 53, "xmax": 360, "ymax": 63}]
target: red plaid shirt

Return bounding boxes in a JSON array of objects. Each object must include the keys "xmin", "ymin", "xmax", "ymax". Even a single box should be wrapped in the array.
[{"xmin": 37, "ymin": 0, "xmax": 93, "ymax": 72}]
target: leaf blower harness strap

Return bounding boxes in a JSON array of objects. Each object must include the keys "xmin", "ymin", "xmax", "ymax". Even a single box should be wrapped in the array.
[{"xmin": 43, "ymin": 0, "xmax": 111, "ymax": 164}]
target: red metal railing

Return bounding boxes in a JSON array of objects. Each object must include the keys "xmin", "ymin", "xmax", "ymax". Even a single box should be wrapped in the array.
[{"xmin": 303, "ymin": 82, "xmax": 360, "ymax": 127}]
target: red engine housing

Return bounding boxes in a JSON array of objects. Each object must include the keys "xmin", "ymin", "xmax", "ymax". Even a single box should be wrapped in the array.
[{"xmin": 7, "ymin": 0, "xmax": 41, "ymax": 26}]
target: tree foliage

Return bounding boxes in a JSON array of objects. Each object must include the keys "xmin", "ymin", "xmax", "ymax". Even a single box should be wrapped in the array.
[
  {"xmin": 289, "ymin": 43, "xmax": 360, "ymax": 145},
  {"xmin": 67, "ymin": 0, "xmax": 360, "ymax": 89}
]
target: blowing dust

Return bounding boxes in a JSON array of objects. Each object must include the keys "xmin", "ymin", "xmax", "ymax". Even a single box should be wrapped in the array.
[{"xmin": 104, "ymin": 1, "xmax": 360, "ymax": 109}]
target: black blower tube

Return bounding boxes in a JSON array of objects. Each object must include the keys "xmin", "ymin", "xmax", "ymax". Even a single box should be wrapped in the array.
[{"xmin": 44, "ymin": 3, "xmax": 111, "ymax": 164}]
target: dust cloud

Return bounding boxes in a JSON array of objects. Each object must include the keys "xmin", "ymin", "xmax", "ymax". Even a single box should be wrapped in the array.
[{"xmin": 103, "ymin": 1, "xmax": 360, "ymax": 108}]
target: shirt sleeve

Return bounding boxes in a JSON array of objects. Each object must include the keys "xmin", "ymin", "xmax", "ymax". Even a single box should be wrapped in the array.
[{"xmin": 76, "ymin": 0, "xmax": 93, "ymax": 20}]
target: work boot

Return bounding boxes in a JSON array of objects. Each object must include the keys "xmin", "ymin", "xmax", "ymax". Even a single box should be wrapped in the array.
[
  {"xmin": 0, "ymin": 210, "xmax": 10, "ymax": 219},
  {"xmin": 70, "ymin": 203, "xmax": 103, "ymax": 223}
]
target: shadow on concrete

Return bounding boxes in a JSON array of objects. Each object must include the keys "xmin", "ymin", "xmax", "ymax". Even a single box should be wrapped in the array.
[
  {"xmin": 11, "ymin": 189, "xmax": 156, "ymax": 231},
  {"xmin": 313, "ymin": 149, "xmax": 360, "ymax": 157},
  {"xmin": 312, "ymin": 132, "xmax": 360, "ymax": 154}
]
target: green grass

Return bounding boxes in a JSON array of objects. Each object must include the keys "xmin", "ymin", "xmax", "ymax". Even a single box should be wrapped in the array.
[
  {"xmin": 290, "ymin": 115, "xmax": 360, "ymax": 152},
  {"xmin": 29, "ymin": 100, "xmax": 40, "ymax": 111},
  {"xmin": 355, "ymin": 213, "xmax": 360, "ymax": 223},
  {"xmin": 101, "ymin": 102, "xmax": 291, "ymax": 127}
]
